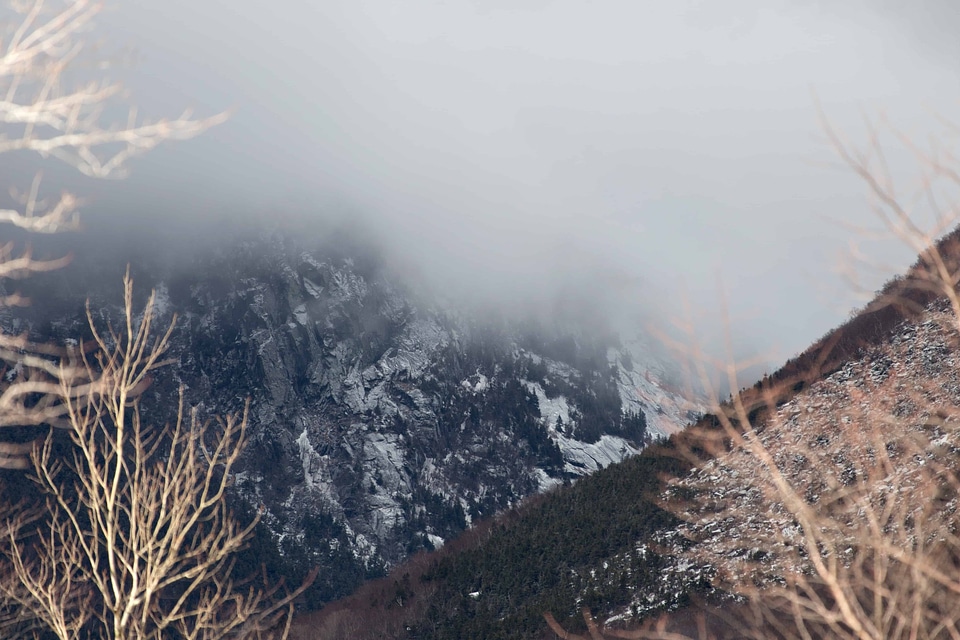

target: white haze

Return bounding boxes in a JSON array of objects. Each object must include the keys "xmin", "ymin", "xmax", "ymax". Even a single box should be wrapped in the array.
[{"xmin": 10, "ymin": 0, "xmax": 960, "ymax": 380}]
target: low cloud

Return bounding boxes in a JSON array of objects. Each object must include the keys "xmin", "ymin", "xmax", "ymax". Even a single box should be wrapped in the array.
[{"xmin": 7, "ymin": 0, "xmax": 959, "ymax": 383}]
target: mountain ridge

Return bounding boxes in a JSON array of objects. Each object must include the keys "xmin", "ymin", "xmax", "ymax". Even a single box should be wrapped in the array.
[{"xmin": 5, "ymin": 228, "xmax": 697, "ymax": 610}]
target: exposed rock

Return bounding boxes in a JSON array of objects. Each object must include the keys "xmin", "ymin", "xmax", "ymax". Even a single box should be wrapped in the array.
[{"xmin": 13, "ymin": 232, "xmax": 698, "ymax": 605}]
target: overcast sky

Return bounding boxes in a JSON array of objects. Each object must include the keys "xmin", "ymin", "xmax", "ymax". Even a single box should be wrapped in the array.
[{"xmin": 17, "ymin": 0, "xmax": 960, "ymax": 376}]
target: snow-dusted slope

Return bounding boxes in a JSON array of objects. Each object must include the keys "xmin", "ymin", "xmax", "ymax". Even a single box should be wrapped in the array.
[{"xmin": 615, "ymin": 298, "xmax": 960, "ymax": 624}]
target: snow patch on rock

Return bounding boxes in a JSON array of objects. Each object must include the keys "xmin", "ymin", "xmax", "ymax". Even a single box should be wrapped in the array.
[
  {"xmin": 525, "ymin": 381, "xmax": 639, "ymax": 474},
  {"xmin": 461, "ymin": 372, "xmax": 489, "ymax": 394},
  {"xmin": 524, "ymin": 381, "xmax": 571, "ymax": 429},
  {"xmin": 555, "ymin": 433, "xmax": 640, "ymax": 474},
  {"xmin": 609, "ymin": 336, "xmax": 702, "ymax": 439}
]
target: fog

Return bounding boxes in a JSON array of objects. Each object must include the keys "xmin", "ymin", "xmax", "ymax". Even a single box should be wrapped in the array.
[{"xmin": 11, "ymin": 0, "xmax": 960, "ymax": 379}]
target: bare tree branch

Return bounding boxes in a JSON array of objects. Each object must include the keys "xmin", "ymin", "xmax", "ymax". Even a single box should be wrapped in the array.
[
  {"xmin": 1, "ymin": 272, "xmax": 313, "ymax": 639},
  {"xmin": 0, "ymin": 0, "xmax": 226, "ymax": 469}
]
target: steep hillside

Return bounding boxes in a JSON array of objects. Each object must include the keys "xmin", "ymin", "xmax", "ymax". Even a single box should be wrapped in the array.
[
  {"xmin": 673, "ymin": 297, "xmax": 960, "ymax": 586},
  {"xmin": 295, "ymin": 227, "xmax": 960, "ymax": 639}
]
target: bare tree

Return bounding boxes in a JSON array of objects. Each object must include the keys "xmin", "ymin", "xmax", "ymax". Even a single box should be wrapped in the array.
[
  {"xmin": 0, "ymin": 272, "xmax": 311, "ymax": 639},
  {"xmin": 0, "ymin": 0, "xmax": 227, "ymax": 469},
  {"xmin": 0, "ymin": 3, "xmax": 317, "ymax": 636}
]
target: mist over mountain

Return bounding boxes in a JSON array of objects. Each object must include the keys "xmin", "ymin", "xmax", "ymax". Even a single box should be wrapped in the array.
[{"xmin": 6, "ymin": 0, "xmax": 956, "ymax": 380}]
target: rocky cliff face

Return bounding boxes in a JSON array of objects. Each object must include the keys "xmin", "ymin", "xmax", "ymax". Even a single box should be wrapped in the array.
[{"xmin": 15, "ymin": 231, "xmax": 698, "ymax": 604}]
